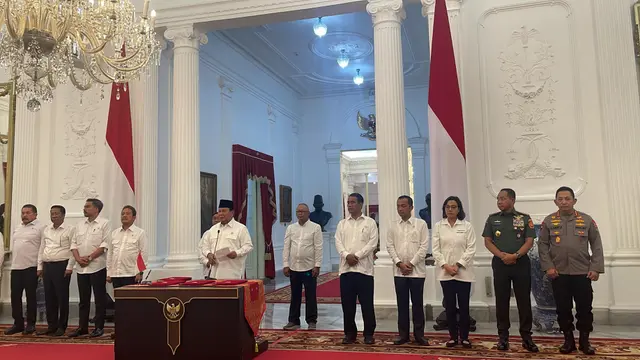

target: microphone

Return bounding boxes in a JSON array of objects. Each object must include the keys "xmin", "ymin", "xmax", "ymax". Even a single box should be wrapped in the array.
[
  {"xmin": 141, "ymin": 270, "xmax": 152, "ymax": 285},
  {"xmin": 205, "ymin": 229, "xmax": 221, "ymax": 280}
]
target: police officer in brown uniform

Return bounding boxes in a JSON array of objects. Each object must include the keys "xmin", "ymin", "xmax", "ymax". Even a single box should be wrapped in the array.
[
  {"xmin": 482, "ymin": 188, "xmax": 538, "ymax": 352},
  {"xmin": 538, "ymin": 186, "xmax": 604, "ymax": 355}
]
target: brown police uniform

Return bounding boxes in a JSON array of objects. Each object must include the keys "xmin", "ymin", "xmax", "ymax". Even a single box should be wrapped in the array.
[
  {"xmin": 482, "ymin": 210, "xmax": 536, "ymax": 341},
  {"xmin": 538, "ymin": 210, "xmax": 604, "ymax": 334}
]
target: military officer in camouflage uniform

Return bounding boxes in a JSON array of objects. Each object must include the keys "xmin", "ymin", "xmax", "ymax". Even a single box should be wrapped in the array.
[
  {"xmin": 482, "ymin": 188, "xmax": 538, "ymax": 352},
  {"xmin": 538, "ymin": 186, "xmax": 604, "ymax": 355}
]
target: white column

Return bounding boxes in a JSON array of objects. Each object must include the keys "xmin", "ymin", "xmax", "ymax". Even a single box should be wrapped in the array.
[
  {"xmin": 367, "ymin": 0, "xmax": 409, "ymax": 256},
  {"xmin": 367, "ymin": 0, "xmax": 409, "ymax": 306},
  {"xmin": 217, "ymin": 77, "xmax": 234, "ymax": 200},
  {"xmin": 592, "ymin": 0, "xmax": 640, "ymax": 314},
  {"xmin": 422, "ymin": 0, "xmax": 463, "ymax": 77},
  {"xmin": 323, "ymin": 142, "xmax": 342, "ymax": 232},
  {"xmin": 163, "ymin": 25, "xmax": 208, "ymax": 269},
  {"xmin": 136, "ymin": 36, "xmax": 164, "ymax": 268},
  {"xmin": 11, "ymin": 102, "xmax": 39, "ymax": 233},
  {"xmin": 408, "ymin": 137, "xmax": 429, "ymax": 216}
]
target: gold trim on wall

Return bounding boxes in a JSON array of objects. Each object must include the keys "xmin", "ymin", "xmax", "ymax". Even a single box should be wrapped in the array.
[{"xmin": 0, "ymin": 82, "xmax": 16, "ymax": 252}]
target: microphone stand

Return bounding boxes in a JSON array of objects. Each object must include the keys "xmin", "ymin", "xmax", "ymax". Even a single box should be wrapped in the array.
[{"xmin": 205, "ymin": 229, "xmax": 221, "ymax": 280}]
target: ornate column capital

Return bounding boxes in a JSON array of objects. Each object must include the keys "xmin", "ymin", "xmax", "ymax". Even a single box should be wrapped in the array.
[
  {"xmin": 164, "ymin": 25, "xmax": 208, "ymax": 49},
  {"xmin": 218, "ymin": 76, "xmax": 234, "ymax": 98},
  {"xmin": 366, "ymin": 0, "xmax": 406, "ymax": 24},
  {"xmin": 408, "ymin": 136, "xmax": 429, "ymax": 157},
  {"xmin": 323, "ymin": 142, "xmax": 343, "ymax": 164},
  {"xmin": 421, "ymin": 0, "xmax": 462, "ymax": 17}
]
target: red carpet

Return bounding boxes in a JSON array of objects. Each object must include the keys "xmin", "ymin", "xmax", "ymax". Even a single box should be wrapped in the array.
[
  {"xmin": 266, "ymin": 272, "xmax": 344, "ymax": 304},
  {"xmin": 0, "ymin": 343, "xmax": 429, "ymax": 359}
]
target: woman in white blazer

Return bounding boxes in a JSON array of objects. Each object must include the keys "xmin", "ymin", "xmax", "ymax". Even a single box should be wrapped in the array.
[{"xmin": 432, "ymin": 196, "xmax": 476, "ymax": 348}]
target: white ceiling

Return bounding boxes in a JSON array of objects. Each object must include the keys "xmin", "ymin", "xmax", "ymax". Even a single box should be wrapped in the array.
[{"xmin": 218, "ymin": 3, "xmax": 429, "ymax": 98}]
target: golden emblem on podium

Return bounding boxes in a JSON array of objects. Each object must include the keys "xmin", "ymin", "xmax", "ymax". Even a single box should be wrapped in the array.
[
  {"xmin": 163, "ymin": 298, "xmax": 185, "ymax": 322},
  {"xmin": 163, "ymin": 297, "xmax": 186, "ymax": 355}
]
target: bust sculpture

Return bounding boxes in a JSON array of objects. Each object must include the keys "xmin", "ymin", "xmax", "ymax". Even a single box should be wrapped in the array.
[
  {"xmin": 309, "ymin": 195, "xmax": 332, "ymax": 232},
  {"xmin": 418, "ymin": 193, "xmax": 432, "ymax": 229}
]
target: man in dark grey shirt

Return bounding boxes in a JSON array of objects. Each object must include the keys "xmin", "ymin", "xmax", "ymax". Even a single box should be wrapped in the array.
[{"xmin": 538, "ymin": 186, "xmax": 604, "ymax": 355}]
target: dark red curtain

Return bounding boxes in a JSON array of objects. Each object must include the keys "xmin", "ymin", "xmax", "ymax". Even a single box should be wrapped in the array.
[{"xmin": 232, "ymin": 144, "xmax": 277, "ymax": 279}]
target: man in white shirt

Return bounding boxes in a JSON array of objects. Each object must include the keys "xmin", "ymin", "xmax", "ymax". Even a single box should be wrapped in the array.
[
  {"xmin": 282, "ymin": 203, "xmax": 322, "ymax": 331},
  {"xmin": 36, "ymin": 205, "xmax": 75, "ymax": 336},
  {"xmin": 69, "ymin": 198, "xmax": 112, "ymax": 338},
  {"xmin": 200, "ymin": 200, "xmax": 253, "ymax": 279},
  {"xmin": 199, "ymin": 212, "xmax": 221, "ymax": 278},
  {"xmin": 107, "ymin": 205, "xmax": 148, "ymax": 287},
  {"xmin": 335, "ymin": 193, "xmax": 378, "ymax": 345},
  {"xmin": 387, "ymin": 196, "xmax": 430, "ymax": 346},
  {"xmin": 4, "ymin": 204, "xmax": 46, "ymax": 335}
]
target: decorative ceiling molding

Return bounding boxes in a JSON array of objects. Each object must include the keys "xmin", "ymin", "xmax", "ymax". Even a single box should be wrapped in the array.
[
  {"xmin": 308, "ymin": 31, "xmax": 374, "ymax": 61},
  {"xmin": 199, "ymin": 38, "xmax": 302, "ymax": 121}
]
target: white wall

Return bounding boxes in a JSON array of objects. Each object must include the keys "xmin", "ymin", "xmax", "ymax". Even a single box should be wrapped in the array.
[
  {"xmin": 459, "ymin": 0, "xmax": 615, "ymax": 315},
  {"xmin": 298, "ymin": 86, "xmax": 429, "ymax": 225},
  {"xmin": 199, "ymin": 33, "xmax": 302, "ymax": 270}
]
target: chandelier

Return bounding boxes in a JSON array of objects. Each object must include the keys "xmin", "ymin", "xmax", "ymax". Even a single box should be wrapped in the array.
[{"xmin": 0, "ymin": 0, "xmax": 161, "ymax": 111}]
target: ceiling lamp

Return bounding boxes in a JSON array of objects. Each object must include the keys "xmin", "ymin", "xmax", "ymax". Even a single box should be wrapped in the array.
[
  {"xmin": 313, "ymin": 17, "xmax": 327, "ymax": 38},
  {"xmin": 0, "ymin": 0, "xmax": 161, "ymax": 111},
  {"xmin": 353, "ymin": 69, "xmax": 364, "ymax": 86},
  {"xmin": 337, "ymin": 49, "xmax": 349, "ymax": 68}
]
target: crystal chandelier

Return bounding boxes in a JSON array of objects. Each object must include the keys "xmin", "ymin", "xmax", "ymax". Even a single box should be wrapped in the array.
[
  {"xmin": 0, "ymin": 0, "xmax": 161, "ymax": 111},
  {"xmin": 313, "ymin": 17, "xmax": 327, "ymax": 38},
  {"xmin": 353, "ymin": 69, "xmax": 364, "ymax": 86},
  {"xmin": 337, "ymin": 49, "xmax": 349, "ymax": 69}
]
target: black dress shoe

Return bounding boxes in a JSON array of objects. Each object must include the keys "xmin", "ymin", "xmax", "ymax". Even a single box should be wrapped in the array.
[
  {"xmin": 36, "ymin": 328, "xmax": 56, "ymax": 336},
  {"xmin": 393, "ymin": 337, "xmax": 409, "ymax": 345},
  {"xmin": 446, "ymin": 339, "xmax": 458, "ymax": 348},
  {"xmin": 522, "ymin": 338, "xmax": 539, "ymax": 353},
  {"xmin": 53, "ymin": 329, "xmax": 66, "ymax": 337},
  {"xmin": 89, "ymin": 328, "xmax": 104, "ymax": 338},
  {"xmin": 68, "ymin": 328, "xmax": 89, "ymax": 338},
  {"xmin": 461, "ymin": 339, "xmax": 472, "ymax": 348},
  {"xmin": 342, "ymin": 336, "xmax": 356, "ymax": 344},
  {"xmin": 363, "ymin": 336, "xmax": 375, "ymax": 345},
  {"xmin": 4, "ymin": 325, "xmax": 24, "ymax": 335},
  {"xmin": 560, "ymin": 331, "xmax": 577, "ymax": 354},
  {"xmin": 414, "ymin": 337, "xmax": 429, "ymax": 346},
  {"xmin": 497, "ymin": 339, "xmax": 509, "ymax": 351},
  {"xmin": 22, "ymin": 326, "xmax": 36, "ymax": 335},
  {"xmin": 579, "ymin": 331, "xmax": 596, "ymax": 355}
]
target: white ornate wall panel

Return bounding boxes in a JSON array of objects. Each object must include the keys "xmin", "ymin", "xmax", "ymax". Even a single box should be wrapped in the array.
[
  {"xmin": 36, "ymin": 85, "xmax": 111, "ymax": 222},
  {"xmin": 476, "ymin": 1, "xmax": 585, "ymax": 200}
]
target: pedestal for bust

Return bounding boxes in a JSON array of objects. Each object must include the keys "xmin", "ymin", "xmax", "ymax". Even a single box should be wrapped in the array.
[{"xmin": 321, "ymin": 232, "xmax": 334, "ymax": 272}]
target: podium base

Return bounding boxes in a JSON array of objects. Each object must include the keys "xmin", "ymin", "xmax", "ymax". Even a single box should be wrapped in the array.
[{"xmin": 255, "ymin": 339, "xmax": 269, "ymax": 357}]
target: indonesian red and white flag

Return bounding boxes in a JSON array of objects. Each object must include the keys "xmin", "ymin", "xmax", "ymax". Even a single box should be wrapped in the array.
[
  {"xmin": 104, "ymin": 82, "xmax": 146, "ymax": 272},
  {"xmin": 428, "ymin": 0, "xmax": 469, "ymax": 222}
]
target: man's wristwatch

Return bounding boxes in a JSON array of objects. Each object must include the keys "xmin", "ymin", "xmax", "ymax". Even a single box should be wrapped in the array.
[{"xmin": 515, "ymin": 252, "xmax": 521, "ymax": 259}]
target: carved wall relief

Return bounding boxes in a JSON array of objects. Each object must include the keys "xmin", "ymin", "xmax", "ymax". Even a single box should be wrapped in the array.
[
  {"xmin": 499, "ymin": 26, "xmax": 565, "ymax": 180},
  {"xmin": 61, "ymin": 90, "xmax": 101, "ymax": 200}
]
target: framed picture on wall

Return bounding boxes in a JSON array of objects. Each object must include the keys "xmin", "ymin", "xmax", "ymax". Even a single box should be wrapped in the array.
[
  {"xmin": 279, "ymin": 185, "xmax": 292, "ymax": 223},
  {"xmin": 200, "ymin": 172, "xmax": 217, "ymax": 236}
]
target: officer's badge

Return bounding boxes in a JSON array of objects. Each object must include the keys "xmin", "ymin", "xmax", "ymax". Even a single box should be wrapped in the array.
[
  {"xmin": 513, "ymin": 215, "xmax": 524, "ymax": 227},
  {"xmin": 555, "ymin": 236, "xmax": 561, "ymax": 243},
  {"xmin": 495, "ymin": 230, "xmax": 501, "ymax": 237}
]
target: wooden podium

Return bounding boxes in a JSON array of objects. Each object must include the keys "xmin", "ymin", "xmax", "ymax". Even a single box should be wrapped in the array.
[{"xmin": 114, "ymin": 284, "xmax": 267, "ymax": 360}]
